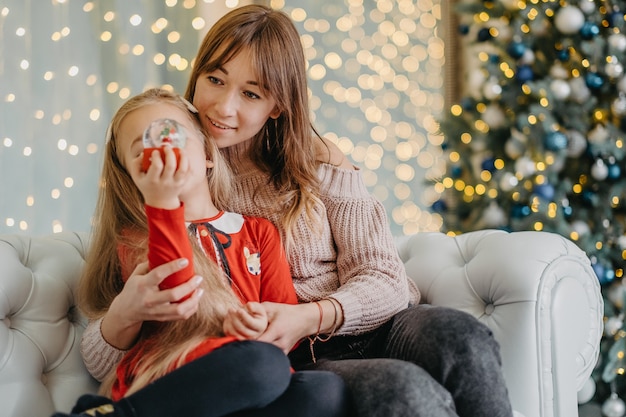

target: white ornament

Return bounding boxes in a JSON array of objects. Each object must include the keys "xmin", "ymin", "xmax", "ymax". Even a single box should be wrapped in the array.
[
  {"xmin": 572, "ymin": 220, "xmax": 591, "ymax": 236},
  {"xmin": 483, "ymin": 78, "xmax": 503, "ymax": 100},
  {"xmin": 505, "ymin": 128, "xmax": 527, "ymax": 159},
  {"xmin": 554, "ymin": 6, "xmax": 585, "ymax": 34},
  {"xmin": 548, "ymin": 153, "xmax": 565, "ymax": 173},
  {"xmin": 550, "ymin": 64, "xmax": 569, "ymax": 79},
  {"xmin": 505, "ymin": 138, "xmax": 524, "ymax": 159},
  {"xmin": 609, "ymin": 284, "xmax": 626, "ymax": 309},
  {"xmin": 482, "ymin": 105, "xmax": 506, "ymax": 129},
  {"xmin": 612, "ymin": 96, "xmax": 626, "ymax": 117},
  {"xmin": 588, "ymin": 124, "xmax": 609, "ymax": 144},
  {"xmin": 579, "ymin": 0, "xmax": 597, "ymax": 14},
  {"xmin": 550, "ymin": 79, "xmax": 571, "ymax": 100},
  {"xmin": 529, "ymin": 17, "xmax": 550, "ymax": 37},
  {"xmin": 602, "ymin": 393, "xmax": 626, "ymax": 417},
  {"xmin": 609, "ymin": 33, "xmax": 626, "ymax": 52},
  {"xmin": 481, "ymin": 202, "xmax": 507, "ymax": 227},
  {"xmin": 569, "ymin": 76, "xmax": 592, "ymax": 103},
  {"xmin": 577, "ymin": 377, "xmax": 596, "ymax": 404},
  {"xmin": 468, "ymin": 69, "xmax": 487, "ymax": 100},
  {"xmin": 605, "ymin": 316, "xmax": 624, "ymax": 336},
  {"xmin": 566, "ymin": 130, "xmax": 587, "ymax": 157},
  {"xmin": 619, "ymin": 235, "xmax": 626, "ymax": 250},
  {"xmin": 619, "ymin": 76, "xmax": 626, "ymax": 94},
  {"xmin": 499, "ymin": 172, "xmax": 519, "ymax": 192},
  {"xmin": 515, "ymin": 156, "xmax": 536, "ymax": 177},
  {"xmin": 606, "ymin": 58, "xmax": 625, "ymax": 78},
  {"xmin": 490, "ymin": 20, "xmax": 513, "ymax": 42},
  {"xmin": 591, "ymin": 159, "xmax": 609, "ymax": 180},
  {"xmin": 519, "ymin": 49, "xmax": 535, "ymax": 65}
]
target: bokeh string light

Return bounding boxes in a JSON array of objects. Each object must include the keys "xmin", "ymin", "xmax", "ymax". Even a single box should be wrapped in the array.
[{"xmin": 0, "ymin": 0, "xmax": 445, "ymax": 236}]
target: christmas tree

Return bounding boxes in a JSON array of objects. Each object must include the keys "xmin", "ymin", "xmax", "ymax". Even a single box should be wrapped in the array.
[{"xmin": 434, "ymin": 0, "xmax": 626, "ymax": 412}]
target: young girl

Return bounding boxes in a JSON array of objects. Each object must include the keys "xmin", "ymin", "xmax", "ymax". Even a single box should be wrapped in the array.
[
  {"xmin": 80, "ymin": 5, "xmax": 514, "ymax": 417},
  {"xmin": 55, "ymin": 88, "xmax": 349, "ymax": 417}
]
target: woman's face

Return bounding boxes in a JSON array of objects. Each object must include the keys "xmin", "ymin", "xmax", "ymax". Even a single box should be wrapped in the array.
[{"xmin": 192, "ymin": 48, "xmax": 280, "ymax": 149}]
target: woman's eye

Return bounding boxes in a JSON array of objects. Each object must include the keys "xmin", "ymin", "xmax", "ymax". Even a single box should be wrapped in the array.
[
  {"xmin": 207, "ymin": 76, "xmax": 221, "ymax": 85},
  {"xmin": 244, "ymin": 91, "xmax": 260, "ymax": 100}
]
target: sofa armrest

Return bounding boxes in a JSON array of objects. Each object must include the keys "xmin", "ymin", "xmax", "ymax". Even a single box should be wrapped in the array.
[
  {"xmin": 396, "ymin": 229, "xmax": 603, "ymax": 417},
  {"xmin": 0, "ymin": 232, "xmax": 99, "ymax": 417}
]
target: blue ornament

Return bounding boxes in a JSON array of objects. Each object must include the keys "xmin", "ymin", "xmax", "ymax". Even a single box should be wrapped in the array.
[
  {"xmin": 460, "ymin": 97, "xmax": 474, "ymax": 110},
  {"xmin": 580, "ymin": 22, "xmax": 600, "ymax": 40},
  {"xmin": 450, "ymin": 165, "xmax": 463, "ymax": 178},
  {"xmin": 585, "ymin": 72, "xmax": 605, "ymax": 90},
  {"xmin": 477, "ymin": 27, "xmax": 493, "ymax": 42},
  {"xmin": 511, "ymin": 204, "xmax": 531, "ymax": 218},
  {"xmin": 562, "ymin": 205, "xmax": 573, "ymax": 218},
  {"xmin": 507, "ymin": 42, "xmax": 526, "ymax": 59},
  {"xmin": 516, "ymin": 65, "xmax": 534, "ymax": 83},
  {"xmin": 608, "ymin": 164, "xmax": 621, "ymax": 180},
  {"xmin": 593, "ymin": 263, "xmax": 605, "ymax": 282},
  {"xmin": 556, "ymin": 48, "xmax": 570, "ymax": 62},
  {"xmin": 593, "ymin": 263, "xmax": 614, "ymax": 285},
  {"xmin": 544, "ymin": 131, "xmax": 568, "ymax": 151},
  {"xmin": 582, "ymin": 190, "xmax": 598, "ymax": 206},
  {"xmin": 489, "ymin": 54, "xmax": 500, "ymax": 64},
  {"xmin": 431, "ymin": 199, "xmax": 448, "ymax": 213},
  {"xmin": 458, "ymin": 24, "xmax": 470, "ymax": 35},
  {"xmin": 481, "ymin": 158, "xmax": 496, "ymax": 172},
  {"xmin": 608, "ymin": 11, "xmax": 624, "ymax": 27},
  {"xmin": 534, "ymin": 183, "xmax": 555, "ymax": 200}
]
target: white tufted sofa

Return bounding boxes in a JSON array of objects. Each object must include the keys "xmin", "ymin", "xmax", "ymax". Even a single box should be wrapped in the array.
[{"xmin": 0, "ymin": 229, "xmax": 602, "ymax": 417}]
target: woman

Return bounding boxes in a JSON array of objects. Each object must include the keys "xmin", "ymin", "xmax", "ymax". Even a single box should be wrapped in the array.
[{"xmin": 80, "ymin": 5, "xmax": 513, "ymax": 417}]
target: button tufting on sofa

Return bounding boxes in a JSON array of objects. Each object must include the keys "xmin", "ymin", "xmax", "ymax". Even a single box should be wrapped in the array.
[{"xmin": 0, "ymin": 232, "xmax": 99, "ymax": 417}]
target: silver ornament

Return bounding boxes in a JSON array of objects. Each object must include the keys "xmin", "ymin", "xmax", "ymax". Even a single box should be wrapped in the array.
[
  {"xmin": 554, "ymin": 6, "xmax": 585, "ymax": 34},
  {"xmin": 609, "ymin": 34, "xmax": 626, "ymax": 52},
  {"xmin": 602, "ymin": 393, "xmax": 626, "ymax": 417},
  {"xmin": 566, "ymin": 130, "xmax": 587, "ymax": 157},
  {"xmin": 606, "ymin": 58, "xmax": 625, "ymax": 78},
  {"xmin": 612, "ymin": 96, "xmax": 626, "ymax": 117}
]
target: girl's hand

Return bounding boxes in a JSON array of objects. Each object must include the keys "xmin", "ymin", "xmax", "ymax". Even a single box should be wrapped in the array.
[
  {"xmin": 223, "ymin": 302, "xmax": 268, "ymax": 340},
  {"xmin": 129, "ymin": 145, "xmax": 190, "ymax": 209},
  {"xmin": 100, "ymin": 258, "xmax": 204, "ymax": 349}
]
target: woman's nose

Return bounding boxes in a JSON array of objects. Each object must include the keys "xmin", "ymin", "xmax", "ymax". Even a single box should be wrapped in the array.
[{"xmin": 214, "ymin": 88, "xmax": 238, "ymax": 117}]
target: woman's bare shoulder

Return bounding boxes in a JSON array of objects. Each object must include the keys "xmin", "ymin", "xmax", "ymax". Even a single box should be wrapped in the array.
[{"xmin": 315, "ymin": 137, "xmax": 355, "ymax": 170}]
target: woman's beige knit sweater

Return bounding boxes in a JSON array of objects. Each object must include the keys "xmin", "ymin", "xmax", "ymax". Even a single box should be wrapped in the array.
[{"xmin": 81, "ymin": 149, "xmax": 420, "ymax": 381}]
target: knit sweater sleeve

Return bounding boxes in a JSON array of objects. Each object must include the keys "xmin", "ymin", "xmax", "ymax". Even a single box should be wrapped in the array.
[
  {"xmin": 318, "ymin": 164, "xmax": 420, "ymax": 335},
  {"xmin": 80, "ymin": 317, "xmax": 126, "ymax": 381}
]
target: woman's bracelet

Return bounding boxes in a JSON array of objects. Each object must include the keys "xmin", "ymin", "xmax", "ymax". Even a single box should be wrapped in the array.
[{"xmin": 307, "ymin": 298, "xmax": 340, "ymax": 363}]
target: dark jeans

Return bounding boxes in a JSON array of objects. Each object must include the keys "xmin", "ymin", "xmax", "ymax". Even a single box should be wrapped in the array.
[
  {"xmin": 289, "ymin": 304, "xmax": 514, "ymax": 417},
  {"xmin": 64, "ymin": 341, "xmax": 350, "ymax": 417}
]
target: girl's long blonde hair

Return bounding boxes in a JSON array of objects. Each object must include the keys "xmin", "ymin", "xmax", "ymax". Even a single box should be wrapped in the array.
[
  {"xmin": 185, "ymin": 4, "xmax": 323, "ymax": 248},
  {"xmin": 78, "ymin": 87, "xmax": 241, "ymax": 397}
]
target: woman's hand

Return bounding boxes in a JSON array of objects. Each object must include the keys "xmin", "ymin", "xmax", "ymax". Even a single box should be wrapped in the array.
[
  {"xmin": 258, "ymin": 300, "xmax": 344, "ymax": 353},
  {"xmin": 223, "ymin": 302, "xmax": 268, "ymax": 340},
  {"xmin": 257, "ymin": 302, "xmax": 320, "ymax": 353},
  {"xmin": 100, "ymin": 258, "xmax": 204, "ymax": 349}
]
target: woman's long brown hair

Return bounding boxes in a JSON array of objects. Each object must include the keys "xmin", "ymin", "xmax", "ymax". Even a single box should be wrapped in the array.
[{"xmin": 185, "ymin": 5, "xmax": 324, "ymax": 248}]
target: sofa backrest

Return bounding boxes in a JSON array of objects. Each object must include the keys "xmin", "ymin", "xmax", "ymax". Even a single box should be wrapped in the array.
[{"xmin": 0, "ymin": 232, "xmax": 99, "ymax": 417}]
